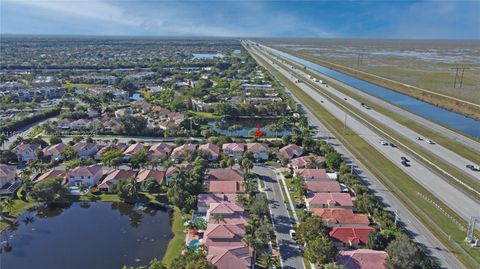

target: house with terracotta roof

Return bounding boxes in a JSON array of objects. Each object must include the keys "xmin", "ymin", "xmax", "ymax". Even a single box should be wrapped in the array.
[
  {"xmin": 151, "ymin": 105, "xmax": 170, "ymax": 116},
  {"xmin": 277, "ymin": 144, "xmax": 304, "ymax": 160},
  {"xmin": 311, "ymin": 208, "xmax": 370, "ymax": 227},
  {"xmin": 204, "ymin": 223, "xmax": 246, "ymax": 247},
  {"xmin": 295, "ymin": 168, "xmax": 330, "ymax": 181},
  {"xmin": 72, "ymin": 142, "xmax": 98, "ymax": 160},
  {"xmin": 34, "ymin": 169, "xmax": 66, "ymax": 184},
  {"xmin": 197, "ymin": 193, "xmax": 238, "ymax": 213},
  {"xmin": 14, "ymin": 143, "xmax": 41, "ymax": 162},
  {"xmin": 131, "ymin": 100, "xmax": 152, "ymax": 114},
  {"xmin": 136, "ymin": 168, "xmax": 166, "ymax": 184},
  {"xmin": 207, "ymin": 245, "xmax": 252, "ymax": 269},
  {"xmin": 289, "ymin": 155, "xmax": 325, "ymax": 169},
  {"xmin": 43, "ymin": 143, "xmax": 66, "ymax": 161},
  {"xmin": 246, "ymin": 143, "xmax": 269, "ymax": 161},
  {"xmin": 305, "ymin": 181, "xmax": 341, "ymax": 193},
  {"xmin": 149, "ymin": 143, "xmax": 173, "ymax": 159},
  {"xmin": 67, "ymin": 164, "xmax": 103, "ymax": 186},
  {"xmin": 171, "ymin": 143, "xmax": 197, "ymax": 160},
  {"xmin": 198, "ymin": 143, "xmax": 220, "ymax": 161},
  {"xmin": 222, "ymin": 143, "xmax": 245, "ymax": 159},
  {"xmin": 0, "ymin": 164, "xmax": 17, "ymax": 188},
  {"xmin": 209, "ymin": 181, "xmax": 245, "ymax": 193},
  {"xmin": 165, "ymin": 164, "xmax": 193, "ymax": 185},
  {"xmin": 306, "ymin": 192, "xmax": 353, "ymax": 209},
  {"xmin": 123, "ymin": 143, "xmax": 145, "ymax": 160},
  {"xmin": 98, "ymin": 169, "xmax": 137, "ymax": 191},
  {"xmin": 96, "ymin": 143, "xmax": 128, "ymax": 157},
  {"xmin": 206, "ymin": 203, "xmax": 248, "ymax": 225},
  {"xmin": 336, "ymin": 249, "xmax": 388, "ymax": 269},
  {"xmin": 206, "ymin": 168, "xmax": 244, "ymax": 182},
  {"xmin": 329, "ymin": 226, "xmax": 376, "ymax": 248}
]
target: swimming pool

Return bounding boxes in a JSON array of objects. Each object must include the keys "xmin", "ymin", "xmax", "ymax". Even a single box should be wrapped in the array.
[{"xmin": 69, "ymin": 186, "xmax": 81, "ymax": 195}]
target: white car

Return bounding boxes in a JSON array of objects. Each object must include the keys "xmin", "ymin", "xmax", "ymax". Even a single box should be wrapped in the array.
[
  {"xmin": 289, "ymin": 229, "xmax": 296, "ymax": 239},
  {"xmin": 380, "ymin": 140, "xmax": 388, "ymax": 146},
  {"xmin": 425, "ymin": 139, "xmax": 435, "ymax": 144}
]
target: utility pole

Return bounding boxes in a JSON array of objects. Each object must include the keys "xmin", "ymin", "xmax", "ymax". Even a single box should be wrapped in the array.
[
  {"xmin": 466, "ymin": 216, "xmax": 479, "ymax": 246},
  {"xmin": 452, "ymin": 66, "xmax": 469, "ymax": 88},
  {"xmin": 394, "ymin": 210, "xmax": 399, "ymax": 226}
]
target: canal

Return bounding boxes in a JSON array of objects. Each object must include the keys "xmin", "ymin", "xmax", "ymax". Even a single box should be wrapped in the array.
[
  {"xmin": 265, "ymin": 46, "xmax": 480, "ymax": 138},
  {"xmin": 2, "ymin": 202, "xmax": 173, "ymax": 269}
]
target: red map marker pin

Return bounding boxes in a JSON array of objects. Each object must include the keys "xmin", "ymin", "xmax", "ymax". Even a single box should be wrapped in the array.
[{"xmin": 256, "ymin": 122, "xmax": 263, "ymax": 138}]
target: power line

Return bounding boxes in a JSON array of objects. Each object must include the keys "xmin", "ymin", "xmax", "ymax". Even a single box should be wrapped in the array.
[{"xmin": 452, "ymin": 66, "xmax": 469, "ymax": 88}]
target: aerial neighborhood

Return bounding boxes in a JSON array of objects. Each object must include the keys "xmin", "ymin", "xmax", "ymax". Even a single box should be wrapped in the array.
[{"xmin": 0, "ymin": 37, "xmax": 450, "ymax": 269}]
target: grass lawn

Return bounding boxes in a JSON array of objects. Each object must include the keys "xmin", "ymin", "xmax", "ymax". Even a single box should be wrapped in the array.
[
  {"xmin": 0, "ymin": 199, "xmax": 38, "ymax": 232},
  {"xmin": 252, "ymin": 49, "xmax": 480, "ymax": 268},
  {"xmin": 190, "ymin": 111, "xmax": 222, "ymax": 119},
  {"xmin": 162, "ymin": 207, "xmax": 185, "ymax": 267}
]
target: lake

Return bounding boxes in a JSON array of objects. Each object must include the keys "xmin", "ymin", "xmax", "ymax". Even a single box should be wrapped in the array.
[
  {"xmin": 2, "ymin": 202, "xmax": 173, "ymax": 269},
  {"xmin": 192, "ymin": 53, "xmax": 224, "ymax": 60},
  {"xmin": 208, "ymin": 118, "xmax": 290, "ymax": 137}
]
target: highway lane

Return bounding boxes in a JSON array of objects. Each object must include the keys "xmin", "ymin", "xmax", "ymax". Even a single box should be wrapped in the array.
[
  {"xmin": 246, "ymin": 43, "xmax": 471, "ymax": 268},
  {"xmin": 259, "ymin": 44, "xmax": 480, "ymax": 185},
  {"xmin": 251, "ymin": 44, "xmax": 480, "ymax": 223},
  {"xmin": 253, "ymin": 165, "xmax": 305, "ymax": 269}
]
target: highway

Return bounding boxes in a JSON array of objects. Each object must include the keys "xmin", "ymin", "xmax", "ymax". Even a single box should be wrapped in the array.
[
  {"xmin": 253, "ymin": 165, "xmax": 305, "ymax": 269},
  {"xmin": 245, "ymin": 42, "xmax": 467, "ymax": 269},
  {"xmin": 262, "ymin": 45, "xmax": 480, "ymax": 185},
  {"xmin": 249, "ymin": 43, "xmax": 479, "ymax": 223}
]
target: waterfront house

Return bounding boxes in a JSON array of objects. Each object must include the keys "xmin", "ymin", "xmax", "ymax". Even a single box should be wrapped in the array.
[
  {"xmin": 136, "ymin": 168, "xmax": 166, "ymax": 184},
  {"xmin": 197, "ymin": 193, "xmax": 238, "ymax": 213},
  {"xmin": 171, "ymin": 143, "xmax": 197, "ymax": 160},
  {"xmin": 98, "ymin": 169, "xmax": 137, "ymax": 192},
  {"xmin": 246, "ymin": 143, "xmax": 269, "ymax": 161},
  {"xmin": 34, "ymin": 169, "xmax": 66, "ymax": 184},
  {"xmin": 222, "ymin": 143, "xmax": 245, "ymax": 159},
  {"xmin": 206, "ymin": 203, "xmax": 248, "ymax": 225},
  {"xmin": 149, "ymin": 143, "xmax": 173, "ymax": 159},
  {"xmin": 207, "ymin": 245, "xmax": 252, "ymax": 269},
  {"xmin": 204, "ymin": 223, "xmax": 246, "ymax": 247},
  {"xmin": 165, "ymin": 164, "xmax": 193, "ymax": 185},
  {"xmin": 123, "ymin": 143, "xmax": 145, "ymax": 160},
  {"xmin": 67, "ymin": 164, "xmax": 103, "ymax": 186}
]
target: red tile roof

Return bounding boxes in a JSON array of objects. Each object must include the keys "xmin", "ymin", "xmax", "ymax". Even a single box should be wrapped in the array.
[
  {"xmin": 305, "ymin": 181, "xmax": 341, "ymax": 193},
  {"xmin": 136, "ymin": 168, "xmax": 166, "ymax": 184},
  {"xmin": 311, "ymin": 208, "xmax": 370, "ymax": 225},
  {"xmin": 207, "ymin": 245, "xmax": 252, "ymax": 269},
  {"xmin": 246, "ymin": 143, "xmax": 268, "ymax": 153},
  {"xmin": 207, "ymin": 168, "xmax": 244, "ymax": 182},
  {"xmin": 337, "ymin": 249, "xmax": 388, "ymax": 269},
  {"xmin": 329, "ymin": 227, "xmax": 375, "ymax": 246},
  {"xmin": 209, "ymin": 181, "xmax": 245, "ymax": 193},
  {"xmin": 222, "ymin": 143, "xmax": 245, "ymax": 152},
  {"xmin": 290, "ymin": 155, "xmax": 325, "ymax": 168},
  {"xmin": 197, "ymin": 193, "xmax": 238, "ymax": 209},
  {"xmin": 123, "ymin": 143, "xmax": 145, "ymax": 155},
  {"xmin": 43, "ymin": 143, "xmax": 66, "ymax": 156},
  {"xmin": 34, "ymin": 169, "xmax": 65, "ymax": 184},
  {"xmin": 278, "ymin": 144, "xmax": 303, "ymax": 159},
  {"xmin": 199, "ymin": 143, "xmax": 220, "ymax": 157},
  {"xmin": 307, "ymin": 192, "xmax": 353, "ymax": 208},
  {"xmin": 297, "ymin": 168, "xmax": 329, "ymax": 180},
  {"xmin": 69, "ymin": 164, "xmax": 103, "ymax": 177}
]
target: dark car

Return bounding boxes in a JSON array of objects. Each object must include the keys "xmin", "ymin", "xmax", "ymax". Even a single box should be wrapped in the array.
[
  {"xmin": 401, "ymin": 156, "xmax": 409, "ymax": 162},
  {"xmin": 390, "ymin": 143, "xmax": 397, "ymax": 148},
  {"xmin": 401, "ymin": 160, "xmax": 410, "ymax": 167},
  {"xmin": 295, "ymin": 203, "xmax": 305, "ymax": 209},
  {"xmin": 467, "ymin": 164, "xmax": 474, "ymax": 169}
]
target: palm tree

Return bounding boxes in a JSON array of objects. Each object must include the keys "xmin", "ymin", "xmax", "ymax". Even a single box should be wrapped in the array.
[
  {"xmin": 211, "ymin": 213, "xmax": 224, "ymax": 224},
  {"xmin": 241, "ymin": 158, "xmax": 253, "ymax": 174},
  {"xmin": 306, "ymin": 155, "xmax": 318, "ymax": 169},
  {"xmin": 0, "ymin": 133, "xmax": 7, "ymax": 150},
  {"xmin": 259, "ymin": 252, "xmax": 277, "ymax": 269},
  {"xmin": 1, "ymin": 197, "xmax": 14, "ymax": 214}
]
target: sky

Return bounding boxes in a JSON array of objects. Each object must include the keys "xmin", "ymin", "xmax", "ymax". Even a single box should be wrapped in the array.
[{"xmin": 1, "ymin": 0, "xmax": 479, "ymax": 39}]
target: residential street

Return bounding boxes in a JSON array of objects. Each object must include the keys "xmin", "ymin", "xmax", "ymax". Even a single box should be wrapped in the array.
[{"xmin": 253, "ymin": 165, "xmax": 305, "ymax": 269}]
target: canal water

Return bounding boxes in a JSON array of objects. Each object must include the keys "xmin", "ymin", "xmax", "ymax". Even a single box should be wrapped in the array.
[
  {"xmin": 2, "ymin": 202, "xmax": 173, "ymax": 269},
  {"xmin": 265, "ymin": 46, "xmax": 480, "ymax": 138},
  {"xmin": 208, "ymin": 118, "xmax": 290, "ymax": 137}
]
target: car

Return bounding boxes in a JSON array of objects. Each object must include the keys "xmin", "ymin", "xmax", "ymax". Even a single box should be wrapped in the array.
[
  {"xmin": 288, "ymin": 187, "xmax": 295, "ymax": 191},
  {"xmin": 343, "ymin": 98, "xmax": 348, "ymax": 100},
  {"xmin": 289, "ymin": 229, "xmax": 297, "ymax": 239},
  {"xmin": 380, "ymin": 140, "xmax": 388, "ymax": 146},
  {"xmin": 467, "ymin": 164, "xmax": 480, "ymax": 171},
  {"xmin": 401, "ymin": 160, "xmax": 411, "ymax": 167},
  {"xmin": 425, "ymin": 139, "xmax": 435, "ymax": 144},
  {"xmin": 416, "ymin": 137, "xmax": 423, "ymax": 141},
  {"xmin": 401, "ymin": 156, "xmax": 409, "ymax": 162},
  {"xmin": 389, "ymin": 143, "xmax": 397, "ymax": 147},
  {"xmin": 295, "ymin": 203, "xmax": 305, "ymax": 209}
]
